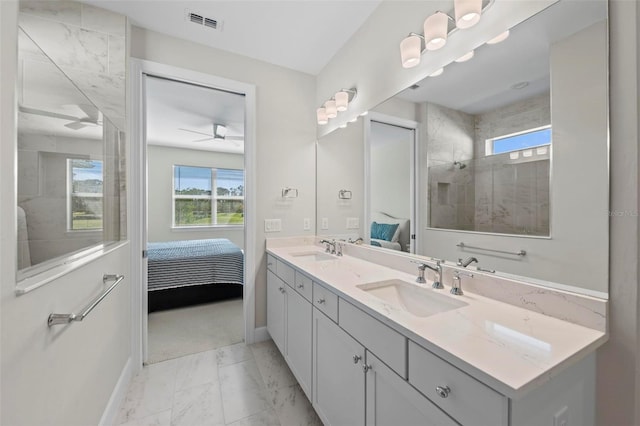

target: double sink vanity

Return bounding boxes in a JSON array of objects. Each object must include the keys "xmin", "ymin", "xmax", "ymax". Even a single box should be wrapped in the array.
[{"xmin": 266, "ymin": 237, "xmax": 607, "ymax": 426}]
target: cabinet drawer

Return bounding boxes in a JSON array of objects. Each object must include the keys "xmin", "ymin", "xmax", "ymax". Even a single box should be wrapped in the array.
[
  {"xmin": 294, "ymin": 270, "xmax": 313, "ymax": 302},
  {"xmin": 312, "ymin": 282, "xmax": 338, "ymax": 322},
  {"xmin": 339, "ymin": 299, "xmax": 407, "ymax": 378},
  {"xmin": 276, "ymin": 259, "xmax": 295, "ymax": 285},
  {"xmin": 267, "ymin": 254, "xmax": 276, "ymax": 272},
  {"xmin": 408, "ymin": 341, "xmax": 508, "ymax": 426}
]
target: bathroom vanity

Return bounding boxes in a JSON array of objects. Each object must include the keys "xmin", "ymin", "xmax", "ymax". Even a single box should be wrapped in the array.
[{"xmin": 266, "ymin": 238, "xmax": 607, "ymax": 426}]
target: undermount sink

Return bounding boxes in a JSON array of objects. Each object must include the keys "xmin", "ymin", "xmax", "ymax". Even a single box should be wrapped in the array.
[
  {"xmin": 290, "ymin": 251, "xmax": 336, "ymax": 262},
  {"xmin": 357, "ymin": 279, "xmax": 468, "ymax": 317}
]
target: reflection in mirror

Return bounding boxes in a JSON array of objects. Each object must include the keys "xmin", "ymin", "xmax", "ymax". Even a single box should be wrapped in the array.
[
  {"xmin": 16, "ymin": 28, "xmax": 125, "ymax": 277},
  {"xmin": 316, "ymin": 0, "xmax": 608, "ymax": 295}
]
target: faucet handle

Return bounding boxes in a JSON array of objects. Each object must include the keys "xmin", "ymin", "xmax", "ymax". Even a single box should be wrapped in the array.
[
  {"xmin": 410, "ymin": 260, "xmax": 428, "ymax": 270},
  {"xmin": 454, "ymin": 270, "xmax": 474, "ymax": 278},
  {"xmin": 430, "ymin": 257, "xmax": 445, "ymax": 264}
]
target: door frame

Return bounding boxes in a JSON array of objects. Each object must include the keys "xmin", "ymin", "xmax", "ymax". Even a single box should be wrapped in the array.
[
  {"xmin": 129, "ymin": 59, "xmax": 257, "ymax": 367},
  {"xmin": 364, "ymin": 112, "xmax": 419, "ymax": 254}
]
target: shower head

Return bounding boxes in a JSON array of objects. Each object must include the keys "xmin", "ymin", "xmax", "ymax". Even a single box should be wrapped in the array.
[{"xmin": 453, "ymin": 161, "xmax": 467, "ymax": 169}]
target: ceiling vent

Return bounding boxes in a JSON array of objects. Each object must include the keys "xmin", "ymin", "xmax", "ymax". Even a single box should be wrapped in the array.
[
  {"xmin": 409, "ymin": 84, "xmax": 420, "ymax": 90},
  {"xmin": 186, "ymin": 10, "xmax": 223, "ymax": 31}
]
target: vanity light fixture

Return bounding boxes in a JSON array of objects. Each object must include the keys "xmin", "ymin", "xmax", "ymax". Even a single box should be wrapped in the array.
[
  {"xmin": 455, "ymin": 50, "xmax": 474, "ymax": 62},
  {"xmin": 454, "ymin": 0, "xmax": 482, "ymax": 29},
  {"xmin": 429, "ymin": 67, "xmax": 444, "ymax": 77},
  {"xmin": 316, "ymin": 88, "xmax": 358, "ymax": 125},
  {"xmin": 339, "ymin": 123, "xmax": 348, "ymax": 128},
  {"xmin": 486, "ymin": 29, "xmax": 510, "ymax": 44},
  {"xmin": 424, "ymin": 12, "xmax": 449, "ymax": 51},
  {"xmin": 400, "ymin": 34, "xmax": 422, "ymax": 68},
  {"xmin": 360, "ymin": 111, "xmax": 369, "ymax": 116},
  {"xmin": 349, "ymin": 117, "xmax": 358, "ymax": 123}
]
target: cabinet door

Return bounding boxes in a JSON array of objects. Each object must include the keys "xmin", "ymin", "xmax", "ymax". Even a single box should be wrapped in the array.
[
  {"xmin": 267, "ymin": 270, "xmax": 286, "ymax": 353},
  {"xmin": 313, "ymin": 307, "xmax": 365, "ymax": 426},
  {"xmin": 365, "ymin": 351, "xmax": 459, "ymax": 426},
  {"xmin": 286, "ymin": 286, "xmax": 312, "ymax": 399}
]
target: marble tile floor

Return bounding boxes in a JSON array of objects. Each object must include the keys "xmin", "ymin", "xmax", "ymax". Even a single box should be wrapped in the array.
[{"xmin": 116, "ymin": 340, "xmax": 323, "ymax": 426}]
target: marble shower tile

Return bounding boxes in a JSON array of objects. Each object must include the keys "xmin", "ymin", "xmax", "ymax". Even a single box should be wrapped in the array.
[
  {"xmin": 215, "ymin": 342, "xmax": 254, "ymax": 366},
  {"xmin": 174, "ymin": 349, "xmax": 219, "ymax": 391},
  {"xmin": 118, "ymin": 410, "xmax": 171, "ymax": 426},
  {"xmin": 227, "ymin": 408, "xmax": 281, "ymax": 426},
  {"xmin": 81, "ymin": 3, "xmax": 126, "ymax": 36},
  {"xmin": 250, "ymin": 340, "xmax": 297, "ymax": 391},
  {"xmin": 116, "ymin": 360, "xmax": 179, "ymax": 424},
  {"xmin": 109, "ymin": 35, "xmax": 126, "ymax": 77},
  {"xmin": 219, "ymin": 359, "xmax": 271, "ymax": 424},
  {"xmin": 171, "ymin": 383, "xmax": 225, "ymax": 426},
  {"xmin": 268, "ymin": 384, "xmax": 322, "ymax": 426},
  {"xmin": 19, "ymin": 13, "xmax": 108, "ymax": 74},
  {"xmin": 20, "ymin": 1, "xmax": 82, "ymax": 26}
]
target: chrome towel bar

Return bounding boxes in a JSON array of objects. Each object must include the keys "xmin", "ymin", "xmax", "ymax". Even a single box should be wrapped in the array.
[
  {"xmin": 456, "ymin": 242, "xmax": 526, "ymax": 257},
  {"xmin": 47, "ymin": 274, "xmax": 125, "ymax": 327}
]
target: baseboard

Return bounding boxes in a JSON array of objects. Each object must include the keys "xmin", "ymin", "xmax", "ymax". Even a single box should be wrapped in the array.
[
  {"xmin": 99, "ymin": 357, "xmax": 133, "ymax": 426},
  {"xmin": 254, "ymin": 326, "xmax": 270, "ymax": 342}
]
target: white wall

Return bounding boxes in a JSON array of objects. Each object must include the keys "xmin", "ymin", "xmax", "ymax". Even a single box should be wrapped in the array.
[
  {"xmin": 147, "ymin": 145, "xmax": 244, "ymax": 247},
  {"xmin": 131, "ymin": 27, "xmax": 317, "ymax": 327},
  {"xmin": 1, "ymin": 2, "xmax": 133, "ymax": 425}
]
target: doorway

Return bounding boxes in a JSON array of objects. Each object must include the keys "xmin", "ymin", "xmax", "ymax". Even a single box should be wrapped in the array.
[{"xmin": 130, "ymin": 60, "xmax": 256, "ymax": 366}]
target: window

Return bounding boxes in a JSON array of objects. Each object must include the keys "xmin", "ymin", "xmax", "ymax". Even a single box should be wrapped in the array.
[
  {"xmin": 68, "ymin": 159, "xmax": 103, "ymax": 230},
  {"xmin": 486, "ymin": 126, "xmax": 551, "ymax": 156},
  {"xmin": 173, "ymin": 165, "xmax": 244, "ymax": 227}
]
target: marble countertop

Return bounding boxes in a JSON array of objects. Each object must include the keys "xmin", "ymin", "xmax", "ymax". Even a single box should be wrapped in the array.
[{"xmin": 267, "ymin": 244, "xmax": 608, "ymax": 400}]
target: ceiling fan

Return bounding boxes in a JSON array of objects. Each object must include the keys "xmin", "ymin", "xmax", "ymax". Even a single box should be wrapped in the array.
[
  {"xmin": 19, "ymin": 104, "xmax": 102, "ymax": 130},
  {"xmin": 179, "ymin": 123, "xmax": 244, "ymax": 146}
]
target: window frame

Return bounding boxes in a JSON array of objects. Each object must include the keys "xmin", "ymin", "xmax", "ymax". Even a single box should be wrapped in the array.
[
  {"xmin": 484, "ymin": 124, "xmax": 552, "ymax": 156},
  {"xmin": 172, "ymin": 164, "xmax": 245, "ymax": 228},
  {"xmin": 67, "ymin": 158, "xmax": 104, "ymax": 232}
]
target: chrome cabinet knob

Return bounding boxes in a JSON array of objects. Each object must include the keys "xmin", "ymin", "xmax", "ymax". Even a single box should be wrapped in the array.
[
  {"xmin": 317, "ymin": 298, "xmax": 325, "ymax": 304},
  {"xmin": 353, "ymin": 355, "xmax": 362, "ymax": 364},
  {"xmin": 363, "ymin": 364, "xmax": 372, "ymax": 373},
  {"xmin": 435, "ymin": 385, "xmax": 451, "ymax": 398}
]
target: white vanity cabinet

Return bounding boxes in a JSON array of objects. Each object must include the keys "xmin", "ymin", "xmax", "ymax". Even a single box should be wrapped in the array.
[
  {"xmin": 312, "ymin": 306, "xmax": 365, "ymax": 426},
  {"xmin": 266, "ymin": 257, "xmax": 312, "ymax": 398}
]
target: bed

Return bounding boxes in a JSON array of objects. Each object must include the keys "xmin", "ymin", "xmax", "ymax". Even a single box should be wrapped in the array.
[
  {"xmin": 147, "ymin": 238, "xmax": 244, "ymax": 311},
  {"xmin": 370, "ymin": 211, "xmax": 411, "ymax": 252}
]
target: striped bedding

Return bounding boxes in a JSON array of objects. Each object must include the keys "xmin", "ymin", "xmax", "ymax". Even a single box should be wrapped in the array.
[{"xmin": 147, "ymin": 239, "xmax": 244, "ymax": 291}]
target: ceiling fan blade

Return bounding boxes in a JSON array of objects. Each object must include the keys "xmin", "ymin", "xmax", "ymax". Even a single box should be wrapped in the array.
[
  {"xmin": 19, "ymin": 105, "xmax": 79, "ymax": 121},
  {"xmin": 65, "ymin": 121, "xmax": 88, "ymax": 130},
  {"xmin": 193, "ymin": 137, "xmax": 215, "ymax": 142},
  {"xmin": 178, "ymin": 128, "xmax": 213, "ymax": 137}
]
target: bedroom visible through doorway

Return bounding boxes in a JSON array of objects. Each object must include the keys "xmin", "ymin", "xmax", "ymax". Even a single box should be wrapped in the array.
[{"xmin": 144, "ymin": 75, "xmax": 246, "ymax": 364}]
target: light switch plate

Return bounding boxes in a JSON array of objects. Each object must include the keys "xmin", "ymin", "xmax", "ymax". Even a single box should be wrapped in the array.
[
  {"xmin": 321, "ymin": 218, "xmax": 329, "ymax": 230},
  {"xmin": 346, "ymin": 217, "xmax": 359, "ymax": 229},
  {"xmin": 264, "ymin": 219, "xmax": 282, "ymax": 232},
  {"xmin": 303, "ymin": 218, "xmax": 311, "ymax": 230}
]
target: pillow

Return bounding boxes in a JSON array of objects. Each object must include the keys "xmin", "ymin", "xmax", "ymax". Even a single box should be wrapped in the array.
[
  {"xmin": 370, "ymin": 222, "xmax": 399, "ymax": 242},
  {"xmin": 371, "ymin": 212, "xmax": 409, "ymax": 244}
]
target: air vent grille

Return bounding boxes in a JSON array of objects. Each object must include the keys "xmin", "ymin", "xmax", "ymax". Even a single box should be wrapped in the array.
[
  {"xmin": 186, "ymin": 10, "xmax": 222, "ymax": 31},
  {"xmin": 409, "ymin": 84, "xmax": 420, "ymax": 90}
]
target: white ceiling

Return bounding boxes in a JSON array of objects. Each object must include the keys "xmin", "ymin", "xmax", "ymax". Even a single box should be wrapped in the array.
[
  {"xmin": 85, "ymin": 0, "xmax": 382, "ymax": 75},
  {"xmin": 395, "ymin": 0, "xmax": 606, "ymax": 115},
  {"xmin": 145, "ymin": 75, "xmax": 246, "ymax": 154}
]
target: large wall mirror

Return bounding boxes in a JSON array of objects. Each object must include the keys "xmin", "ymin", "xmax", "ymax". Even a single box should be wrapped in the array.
[
  {"xmin": 16, "ymin": 4, "xmax": 126, "ymax": 284},
  {"xmin": 316, "ymin": 0, "xmax": 609, "ymax": 297}
]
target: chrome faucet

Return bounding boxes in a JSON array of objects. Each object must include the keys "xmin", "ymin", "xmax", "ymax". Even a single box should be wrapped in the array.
[
  {"xmin": 457, "ymin": 256, "xmax": 478, "ymax": 268},
  {"xmin": 412, "ymin": 260, "xmax": 444, "ymax": 289},
  {"xmin": 319, "ymin": 239, "xmax": 336, "ymax": 254},
  {"xmin": 451, "ymin": 270, "xmax": 474, "ymax": 296}
]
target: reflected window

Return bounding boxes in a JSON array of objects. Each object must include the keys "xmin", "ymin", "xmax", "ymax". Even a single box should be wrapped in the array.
[
  {"xmin": 486, "ymin": 126, "xmax": 551, "ymax": 155},
  {"xmin": 68, "ymin": 159, "xmax": 103, "ymax": 230},
  {"xmin": 173, "ymin": 165, "xmax": 244, "ymax": 227}
]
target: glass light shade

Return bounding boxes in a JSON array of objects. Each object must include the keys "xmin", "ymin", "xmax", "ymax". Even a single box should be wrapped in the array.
[
  {"xmin": 455, "ymin": 50, "xmax": 474, "ymax": 62},
  {"xmin": 424, "ymin": 12, "xmax": 448, "ymax": 51},
  {"xmin": 400, "ymin": 35, "xmax": 421, "ymax": 68},
  {"xmin": 324, "ymin": 100, "xmax": 337, "ymax": 118},
  {"xmin": 349, "ymin": 117, "xmax": 358, "ymax": 123},
  {"xmin": 316, "ymin": 107, "xmax": 328, "ymax": 125},
  {"xmin": 454, "ymin": 0, "xmax": 481, "ymax": 29},
  {"xmin": 429, "ymin": 68, "xmax": 444, "ymax": 77},
  {"xmin": 360, "ymin": 111, "xmax": 369, "ymax": 116},
  {"xmin": 335, "ymin": 91, "xmax": 349, "ymax": 112},
  {"xmin": 487, "ymin": 30, "xmax": 510, "ymax": 45},
  {"xmin": 339, "ymin": 123, "xmax": 348, "ymax": 128}
]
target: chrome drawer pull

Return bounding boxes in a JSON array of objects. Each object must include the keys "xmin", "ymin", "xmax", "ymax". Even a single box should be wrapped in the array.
[
  {"xmin": 317, "ymin": 298, "xmax": 326, "ymax": 304},
  {"xmin": 435, "ymin": 385, "xmax": 451, "ymax": 398},
  {"xmin": 353, "ymin": 355, "xmax": 362, "ymax": 364},
  {"xmin": 363, "ymin": 364, "xmax": 372, "ymax": 373}
]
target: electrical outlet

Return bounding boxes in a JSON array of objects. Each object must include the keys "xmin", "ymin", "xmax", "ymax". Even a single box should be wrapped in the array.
[
  {"xmin": 346, "ymin": 217, "xmax": 359, "ymax": 229},
  {"xmin": 553, "ymin": 406, "xmax": 568, "ymax": 426},
  {"xmin": 321, "ymin": 217, "xmax": 329, "ymax": 230},
  {"xmin": 303, "ymin": 218, "xmax": 311, "ymax": 231}
]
